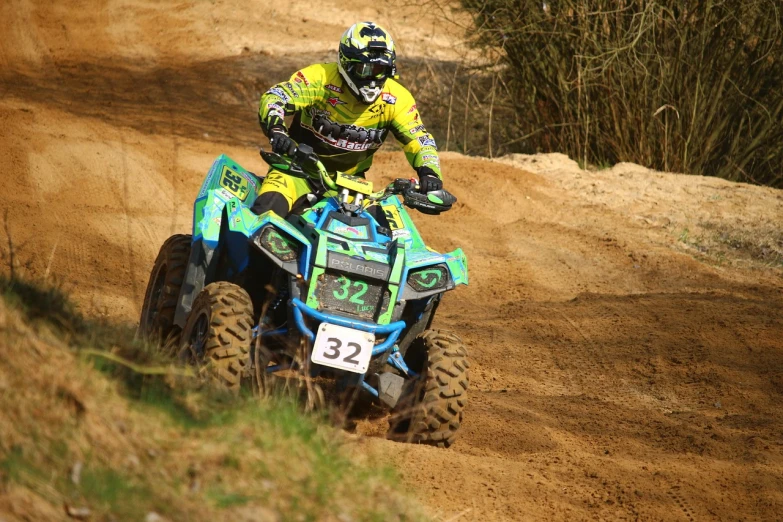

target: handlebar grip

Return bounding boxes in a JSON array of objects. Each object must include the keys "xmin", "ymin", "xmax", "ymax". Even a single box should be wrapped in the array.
[{"xmin": 403, "ymin": 189, "xmax": 456, "ymax": 215}]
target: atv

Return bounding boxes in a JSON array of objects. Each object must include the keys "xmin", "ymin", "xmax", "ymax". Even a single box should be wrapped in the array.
[{"xmin": 139, "ymin": 144, "xmax": 469, "ymax": 447}]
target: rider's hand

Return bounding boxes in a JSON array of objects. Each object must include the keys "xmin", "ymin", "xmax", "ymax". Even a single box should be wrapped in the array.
[
  {"xmin": 417, "ymin": 167, "xmax": 443, "ymax": 193},
  {"xmin": 269, "ymin": 126, "xmax": 297, "ymax": 156}
]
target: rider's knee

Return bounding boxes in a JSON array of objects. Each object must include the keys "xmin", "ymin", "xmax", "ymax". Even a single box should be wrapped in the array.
[{"xmin": 251, "ymin": 191, "xmax": 290, "ymax": 217}]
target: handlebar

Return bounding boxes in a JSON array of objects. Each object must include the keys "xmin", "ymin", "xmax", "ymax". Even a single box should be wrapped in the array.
[
  {"xmin": 259, "ymin": 145, "xmax": 456, "ymax": 214},
  {"xmin": 382, "ymin": 178, "xmax": 457, "ymax": 215}
]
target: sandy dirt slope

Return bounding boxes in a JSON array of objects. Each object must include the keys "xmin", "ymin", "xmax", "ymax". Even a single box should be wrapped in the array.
[{"xmin": 2, "ymin": 1, "xmax": 783, "ymax": 520}]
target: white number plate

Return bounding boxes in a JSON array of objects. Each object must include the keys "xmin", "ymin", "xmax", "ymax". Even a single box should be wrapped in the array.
[{"xmin": 311, "ymin": 323, "xmax": 375, "ymax": 374}]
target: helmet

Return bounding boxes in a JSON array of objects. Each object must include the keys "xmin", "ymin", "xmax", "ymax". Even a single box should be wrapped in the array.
[{"xmin": 338, "ymin": 22, "xmax": 397, "ymax": 104}]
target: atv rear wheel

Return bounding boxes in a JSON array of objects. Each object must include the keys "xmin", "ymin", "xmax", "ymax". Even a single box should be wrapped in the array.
[
  {"xmin": 180, "ymin": 282, "xmax": 254, "ymax": 392},
  {"xmin": 388, "ymin": 330, "xmax": 469, "ymax": 448},
  {"xmin": 139, "ymin": 234, "xmax": 192, "ymax": 343}
]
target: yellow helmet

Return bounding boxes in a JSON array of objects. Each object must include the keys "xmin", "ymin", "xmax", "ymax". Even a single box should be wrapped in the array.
[{"xmin": 338, "ymin": 22, "xmax": 397, "ymax": 104}]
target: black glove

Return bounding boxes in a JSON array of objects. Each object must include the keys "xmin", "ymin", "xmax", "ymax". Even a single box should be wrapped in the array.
[
  {"xmin": 417, "ymin": 166, "xmax": 443, "ymax": 193},
  {"xmin": 269, "ymin": 126, "xmax": 297, "ymax": 156}
]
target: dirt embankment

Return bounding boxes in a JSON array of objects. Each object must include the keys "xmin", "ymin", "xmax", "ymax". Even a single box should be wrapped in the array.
[{"xmin": 2, "ymin": 1, "xmax": 782, "ymax": 520}]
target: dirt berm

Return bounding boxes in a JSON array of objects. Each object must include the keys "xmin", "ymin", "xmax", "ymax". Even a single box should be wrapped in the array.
[{"xmin": 1, "ymin": 1, "xmax": 782, "ymax": 520}]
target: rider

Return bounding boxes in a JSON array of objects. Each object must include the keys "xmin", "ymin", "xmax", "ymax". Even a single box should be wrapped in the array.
[{"xmin": 251, "ymin": 21, "xmax": 443, "ymax": 218}]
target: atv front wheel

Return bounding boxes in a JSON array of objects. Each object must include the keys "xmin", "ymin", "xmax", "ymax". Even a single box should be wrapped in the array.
[
  {"xmin": 139, "ymin": 234, "xmax": 192, "ymax": 343},
  {"xmin": 388, "ymin": 330, "xmax": 469, "ymax": 448},
  {"xmin": 180, "ymin": 282, "xmax": 254, "ymax": 391}
]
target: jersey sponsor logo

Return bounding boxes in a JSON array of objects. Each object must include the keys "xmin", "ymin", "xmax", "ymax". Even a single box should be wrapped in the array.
[
  {"xmin": 295, "ymin": 71, "xmax": 310, "ymax": 86},
  {"xmin": 303, "ymin": 109, "xmax": 387, "ymax": 152},
  {"xmin": 285, "ymin": 82, "xmax": 299, "ymax": 97},
  {"xmin": 266, "ymin": 87, "xmax": 291, "ymax": 103},
  {"xmin": 418, "ymin": 134, "xmax": 437, "ymax": 148},
  {"xmin": 327, "ymin": 97, "xmax": 346, "ymax": 107},
  {"xmin": 325, "ymin": 84, "xmax": 343, "ymax": 93},
  {"xmin": 381, "ymin": 93, "xmax": 397, "ymax": 104},
  {"xmin": 267, "ymin": 102, "xmax": 285, "ymax": 118},
  {"xmin": 407, "ymin": 104, "xmax": 417, "ymax": 114},
  {"xmin": 266, "ymin": 103, "xmax": 285, "ymax": 119},
  {"xmin": 422, "ymin": 154, "xmax": 438, "ymax": 161},
  {"xmin": 409, "ymin": 124, "xmax": 426, "ymax": 134},
  {"xmin": 368, "ymin": 104, "xmax": 386, "ymax": 116}
]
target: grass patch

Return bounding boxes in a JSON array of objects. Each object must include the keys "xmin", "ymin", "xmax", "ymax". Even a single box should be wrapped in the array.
[
  {"xmin": 713, "ymin": 228, "xmax": 783, "ymax": 267},
  {"xmin": 0, "ymin": 446, "xmax": 164, "ymax": 521},
  {"xmin": 0, "ymin": 276, "xmax": 425, "ymax": 521},
  {"xmin": 77, "ymin": 466, "xmax": 157, "ymax": 520},
  {"xmin": 0, "ymin": 274, "xmax": 84, "ymax": 333},
  {"xmin": 672, "ymin": 221, "xmax": 783, "ymax": 271},
  {"xmin": 207, "ymin": 485, "xmax": 254, "ymax": 509}
]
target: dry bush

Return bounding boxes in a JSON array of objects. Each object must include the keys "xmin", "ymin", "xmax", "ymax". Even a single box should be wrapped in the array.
[
  {"xmin": 402, "ymin": 57, "xmax": 519, "ymax": 158},
  {"xmin": 417, "ymin": 0, "xmax": 783, "ymax": 186}
]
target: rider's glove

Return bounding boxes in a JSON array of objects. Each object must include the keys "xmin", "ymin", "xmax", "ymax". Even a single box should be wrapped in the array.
[
  {"xmin": 417, "ymin": 166, "xmax": 443, "ymax": 193},
  {"xmin": 269, "ymin": 126, "xmax": 297, "ymax": 156}
]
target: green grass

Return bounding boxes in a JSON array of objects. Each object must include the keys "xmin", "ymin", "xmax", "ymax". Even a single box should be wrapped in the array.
[
  {"xmin": 207, "ymin": 485, "xmax": 254, "ymax": 509},
  {"xmin": 78, "ymin": 466, "xmax": 158, "ymax": 519},
  {"xmin": 0, "ymin": 446, "xmax": 165, "ymax": 520}
]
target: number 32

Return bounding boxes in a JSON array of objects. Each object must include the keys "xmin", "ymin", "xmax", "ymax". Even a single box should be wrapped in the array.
[{"xmin": 322, "ymin": 337, "xmax": 362, "ymax": 365}]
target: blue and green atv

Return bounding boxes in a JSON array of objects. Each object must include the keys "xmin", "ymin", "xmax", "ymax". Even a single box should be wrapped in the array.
[{"xmin": 139, "ymin": 144, "xmax": 469, "ymax": 447}]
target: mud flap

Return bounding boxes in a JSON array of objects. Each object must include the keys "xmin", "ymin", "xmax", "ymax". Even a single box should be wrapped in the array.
[{"xmin": 173, "ymin": 238, "xmax": 218, "ymax": 328}]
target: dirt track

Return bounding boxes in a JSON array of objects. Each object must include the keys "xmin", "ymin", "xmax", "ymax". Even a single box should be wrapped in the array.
[{"xmin": 2, "ymin": 1, "xmax": 783, "ymax": 520}]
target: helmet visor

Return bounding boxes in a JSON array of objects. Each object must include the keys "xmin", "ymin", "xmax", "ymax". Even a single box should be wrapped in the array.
[{"xmin": 350, "ymin": 61, "xmax": 389, "ymax": 80}]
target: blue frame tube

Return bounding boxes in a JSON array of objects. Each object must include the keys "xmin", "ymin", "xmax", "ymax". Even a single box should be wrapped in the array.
[
  {"xmin": 251, "ymin": 326, "xmax": 289, "ymax": 340},
  {"xmin": 290, "ymin": 298, "xmax": 405, "ymax": 355},
  {"xmin": 361, "ymin": 380, "xmax": 379, "ymax": 397}
]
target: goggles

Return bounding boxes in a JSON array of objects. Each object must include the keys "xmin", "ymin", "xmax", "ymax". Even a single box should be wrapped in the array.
[{"xmin": 350, "ymin": 61, "xmax": 390, "ymax": 80}]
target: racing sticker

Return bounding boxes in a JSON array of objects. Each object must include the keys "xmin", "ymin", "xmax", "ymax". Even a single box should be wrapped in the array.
[
  {"xmin": 421, "ymin": 153, "xmax": 440, "ymax": 166},
  {"xmin": 408, "ymin": 124, "xmax": 425, "ymax": 134},
  {"xmin": 417, "ymin": 134, "xmax": 437, "ymax": 148},
  {"xmin": 325, "ymin": 84, "xmax": 343, "ymax": 93},
  {"xmin": 381, "ymin": 204, "xmax": 404, "ymax": 231},
  {"xmin": 327, "ymin": 97, "xmax": 346, "ymax": 107},
  {"xmin": 267, "ymin": 103, "xmax": 285, "ymax": 119},
  {"xmin": 219, "ymin": 166, "xmax": 250, "ymax": 201},
  {"xmin": 381, "ymin": 93, "xmax": 397, "ymax": 104},
  {"xmin": 266, "ymin": 87, "xmax": 291, "ymax": 103}
]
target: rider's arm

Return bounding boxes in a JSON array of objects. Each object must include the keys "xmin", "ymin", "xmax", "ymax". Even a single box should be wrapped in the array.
[
  {"xmin": 387, "ymin": 85, "xmax": 443, "ymax": 180},
  {"xmin": 258, "ymin": 64, "xmax": 326, "ymax": 135}
]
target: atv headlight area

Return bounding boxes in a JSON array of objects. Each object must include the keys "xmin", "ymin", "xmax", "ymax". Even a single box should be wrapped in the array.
[
  {"xmin": 403, "ymin": 264, "xmax": 452, "ymax": 298},
  {"xmin": 251, "ymin": 226, "xmax": 300, "ymax": 273}
]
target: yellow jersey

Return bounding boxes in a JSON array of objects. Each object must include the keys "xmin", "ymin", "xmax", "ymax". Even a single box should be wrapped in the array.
[{"xmin": 258, "ymin": 62, "xmax": 442, "ymax": 178}]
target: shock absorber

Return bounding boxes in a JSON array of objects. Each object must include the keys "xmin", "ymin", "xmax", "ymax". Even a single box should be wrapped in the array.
[{"xmin": 270, "ymin": 287, "xmax": 289, "ymax": 312}]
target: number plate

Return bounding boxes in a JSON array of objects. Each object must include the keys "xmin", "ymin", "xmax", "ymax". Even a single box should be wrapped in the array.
[
  {"xmin": 219, "ymin": 166, "xmax": 250, "ymax": 201},
  {"xmin": 311, "ymin": 323, "xmax": 375, "ymax": 374}
]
